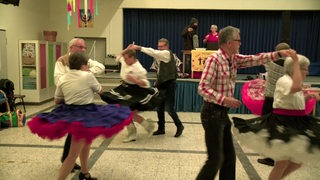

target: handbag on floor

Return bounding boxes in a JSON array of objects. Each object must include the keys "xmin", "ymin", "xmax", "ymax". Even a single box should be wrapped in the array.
[
  {"xmin": 0, "ymin": 90, "xmax": 26, "ymax": 128},
  {"xmin": 0, "ymin": 109, "xmax": 26, "ymax": 128}
]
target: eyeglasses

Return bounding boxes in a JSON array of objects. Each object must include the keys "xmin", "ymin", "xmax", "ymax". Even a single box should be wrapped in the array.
[
  {"xmin": 72, "ymin": 45, "xmax": 87, "ymax": 49},
  {"xmin": 232, "ymin": 39, "xmax": 241, "ymax": 43}
]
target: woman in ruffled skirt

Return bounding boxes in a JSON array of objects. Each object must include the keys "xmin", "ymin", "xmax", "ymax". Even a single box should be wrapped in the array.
[
  {"xmin": 232, "ymin": 51, "xmax": 320, "ymax": 180},
  {"xmin": 100, "ymin": 48, "xmax": 161, "ymax": 143},
  {"xmin": 28, "ymin": 52, "xmax": 132, "ymax": 180}
]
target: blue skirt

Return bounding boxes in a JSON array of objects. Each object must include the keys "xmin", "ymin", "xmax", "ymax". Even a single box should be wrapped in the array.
[{"xmin": 28, "ymin": 104, "xmax": 132, "ymax": 143}]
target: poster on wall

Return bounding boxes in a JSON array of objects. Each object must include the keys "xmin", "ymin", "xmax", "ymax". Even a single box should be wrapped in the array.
[{"xmin": 79, "ymin": 9, "xmax": 94, "ymax": 28}]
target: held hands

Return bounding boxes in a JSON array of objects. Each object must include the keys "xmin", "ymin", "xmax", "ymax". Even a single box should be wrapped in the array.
[
  {"xmin": 127, "ymin": 44, "xmax": 141, "ymax": 51},
  {"xmin": 223, "ymin": 97, "xmax": 242, "ymax": 108},
  {"xmin": 288, "ymin": 49, "xmax": 298, "ymax": 61},
  {"xmin": 278, "ymin": 49, "xmax": 297, "ymax": 59}
]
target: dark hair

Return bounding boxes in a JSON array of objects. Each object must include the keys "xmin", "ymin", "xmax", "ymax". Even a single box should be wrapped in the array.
[{"xmin": 69, "ymin": 52, "xmax": 88, "ymax": 70}]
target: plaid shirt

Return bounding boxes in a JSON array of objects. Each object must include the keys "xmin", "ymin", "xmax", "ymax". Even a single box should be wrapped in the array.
[{"xmin": 198, "ymin": 49, "xmax": 278, "ymax": 105}]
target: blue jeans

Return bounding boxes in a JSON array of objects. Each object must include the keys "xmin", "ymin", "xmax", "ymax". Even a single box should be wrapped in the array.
[
  {"xmin": 156, "ymin": 80, "xmax": 182, "ymax": 130},
  {"xmin": 196, "ymin": 101, "xmax": 236, "ymax": 180}
]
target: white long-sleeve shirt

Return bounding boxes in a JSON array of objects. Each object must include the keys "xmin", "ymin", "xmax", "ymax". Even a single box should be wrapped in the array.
[{"xmin": 54, "ymin": 54, "xmax": 105, "ymax": 85}]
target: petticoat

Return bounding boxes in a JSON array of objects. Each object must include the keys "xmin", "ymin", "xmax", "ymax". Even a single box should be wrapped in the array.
[
  {"xmin": 27, "ymin": 104, "xmax": 132, "ymax": 143},
  {"xmin": 232, "ymin": 112, "xmax": 320, "ymax": 163}
]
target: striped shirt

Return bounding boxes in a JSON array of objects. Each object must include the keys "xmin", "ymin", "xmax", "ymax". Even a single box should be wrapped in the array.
[
  {"xmin": 198, "ymin": 49, "xmax": 278, "ymax": 106},
  {"xmin": 264, "ymin": 60, "xmax": 285, "ymax": 97}
]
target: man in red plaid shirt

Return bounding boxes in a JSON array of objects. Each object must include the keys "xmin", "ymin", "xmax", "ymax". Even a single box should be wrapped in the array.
[{"xmin": 196, "ymin": 26, "xmax": 292, "ymax": 180}]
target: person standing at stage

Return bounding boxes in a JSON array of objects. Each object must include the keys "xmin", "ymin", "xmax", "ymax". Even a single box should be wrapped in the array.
[
  {"xmin": 203, "ymin": 24, "xmax": 219, "ymax": 45},
  {"xmin": 181, "ymin": 17, "xmax": 199, "ymax": 75},
  {"xmin": 257, "ymin": 42, "xmax": 290, "ymax": 166},
  {"xmin": 100, "ymin": 48, "xmax": 159, "ymax": 143},
  {"xmin": 129, "ymin": 38, "xmax": 184, "ymax": 137},
  {"xmin": 54, "ymin": 38, "xmax": 105, "ymax": 171},
  {"xmin": 196, "ymin": 26, "xmax": 292, "ymax": 180},
  {"xmin": 182, "ymin": 17, "xmax": 199, "ymax": 50}
]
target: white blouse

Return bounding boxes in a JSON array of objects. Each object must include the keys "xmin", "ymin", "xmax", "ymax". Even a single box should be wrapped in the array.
[
  {"xmin": 55, "ymin": 70, "xmax": 102, "ymax": 105},
  {"xmin": 273, "ymin": 74, "xmax": 305, "ymax": 110},
  {"xmin": 117, "ymin": 56, "xmax": 150, "ymax": 88}
]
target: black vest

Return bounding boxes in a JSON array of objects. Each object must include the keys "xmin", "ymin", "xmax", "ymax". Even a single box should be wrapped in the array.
[{"xmin": 157, "ymin": 51, "xmax": 177, "ymax": 85}]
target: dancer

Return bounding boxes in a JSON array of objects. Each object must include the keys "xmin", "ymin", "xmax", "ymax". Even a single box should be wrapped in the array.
[
  {"xmin": 129, "ymin": 38, "xmax": 185, "ymax": 137},
  {"xmin": 28, "ymin": 52, "xmax": 132, "ymax": 180},
  {"xmin": 196, "ymin": 25, "xmax": 292, "ymax": 180},
  {"xmin": 100, "ymin": 48, "xmax": 159, "ymax": 143},
  {"xmin": 55, "ymin": 38, "xmax": 105, "ymax": 171},
  {"xmin": 232, "ymin": 52, "xmax": 320, "ymax": 180},
  {"xmin": 243, "ymin": 42, "xmax": 290, "ymax": 166}
]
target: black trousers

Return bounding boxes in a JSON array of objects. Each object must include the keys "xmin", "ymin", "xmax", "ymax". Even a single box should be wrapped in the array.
[
  {"xmin": 61, "ymin": 134, "xmax": 72, "ymax": 162},
  {"xmin": 156, "ymin": 80, "xmax": 183, "ymax": 130},
  {"xmin": 196, "ymin": 101, "xmax": 236, "ymax": 180},
  {"xmin": 262, "ymin": 96, "xmax": 274, "ymax": 115}
]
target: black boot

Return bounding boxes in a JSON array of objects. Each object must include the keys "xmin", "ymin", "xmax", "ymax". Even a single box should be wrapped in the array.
[
  {"xmin": 153, "ymin": 129, "xmax": 165, "ymax": 136},
  {"xmin": 174, "ymin": 125, "xmax": 184, "ymax": 137},
  {"xmin": 257, "ymin": 158, "xmax": 274, "ymax": 166},
  {"xmin": 79, "ymin": 172, "xmax": 97, "ymax": 180}
]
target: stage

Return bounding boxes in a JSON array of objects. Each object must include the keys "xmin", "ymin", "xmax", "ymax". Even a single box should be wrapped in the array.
[{"xmin": 96, "ymin": 72, "xmax": 320, "ymax": 115}]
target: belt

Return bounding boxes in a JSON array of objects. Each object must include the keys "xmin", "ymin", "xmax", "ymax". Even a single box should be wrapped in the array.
[{"xmin": 204, "ymin": 101, "xmax": 230, "ymax": 111}]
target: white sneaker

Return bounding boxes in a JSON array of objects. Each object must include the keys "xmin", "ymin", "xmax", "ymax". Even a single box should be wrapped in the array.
[
  {"xmin": 141, "ymin": 119, "xmax": 155, "ymax": 137},
  {"xmin": 122, "ymin": 122, "xmax": 137, "ymax": 143},
  {"xmin": 122, "ymin": 136, "xmax": 137, "ymax": 143}
]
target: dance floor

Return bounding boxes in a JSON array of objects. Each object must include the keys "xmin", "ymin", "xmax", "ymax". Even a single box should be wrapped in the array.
[{"xmin": 1, "ymin": 98, "xmax": 319, "ymax": 179}]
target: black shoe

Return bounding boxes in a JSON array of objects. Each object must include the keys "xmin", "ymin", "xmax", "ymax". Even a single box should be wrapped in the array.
[
  {"xmin": 70, "ymin": 163, "xmax": 81, "ymax": 172},
  {"xmin": 73, "ymin": 163, "xmax": 81, "ymax": 170},
  {"xmin": 79, "ymin": 172, "xmax": 97, "ymax": 180},
  {"xmin": 257, "ymin": 158, "xmax": 274, "ymax": 166},
  {"xmin": 153, "ymin": 129, "xmax": 165, "ymax": 136},
  {"xmin": 174, "ymin": 125, "xmax": 184, "ymax": 137}
]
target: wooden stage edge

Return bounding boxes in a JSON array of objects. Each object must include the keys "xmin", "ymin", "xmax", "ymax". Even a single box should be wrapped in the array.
[{"xmin": 97, "ymin": 72, "xmax": 320, "ymax": 85}]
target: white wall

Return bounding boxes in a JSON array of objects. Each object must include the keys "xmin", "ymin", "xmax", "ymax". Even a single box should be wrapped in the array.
[
  {"xmin": 0, "ymin": 0, "xmax": 319, "ymax": 95},
  {"xmin": 0, "ymin": 0, "xmax": 50, "ymax": 94}
]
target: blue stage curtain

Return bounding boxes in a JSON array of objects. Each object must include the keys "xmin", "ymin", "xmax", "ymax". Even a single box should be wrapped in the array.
[
  {"xmin": 149, "ymin": 79, "xmax": 320, "ymax": 114},
  {"xmin": 290, "ymin": 11, "xmax": 320, "ymax": 76},
  {"xmin": 172, "ymin": 81, "xmax": 251, "ymax": 113},
  {"xmin": 123, "ymin": 9, "xmax": 282, "ymax": 74}
]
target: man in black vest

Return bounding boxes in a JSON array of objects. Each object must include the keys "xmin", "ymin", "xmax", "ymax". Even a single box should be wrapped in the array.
[{"xmin": 128, "ymin": 38, "xmax": 184, "ymax": 137}]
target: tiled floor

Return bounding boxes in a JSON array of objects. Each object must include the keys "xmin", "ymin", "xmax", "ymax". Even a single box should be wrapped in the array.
[{"xmin": 1, "ymin": 99, "xmax": 320, "ymax": 180}]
